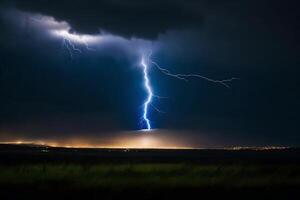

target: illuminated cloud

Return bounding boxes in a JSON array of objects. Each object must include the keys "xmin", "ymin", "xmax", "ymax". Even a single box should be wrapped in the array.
[
  {"xmin": 1, "ymin": 8, "xmax": 152, "ymax": 53},
  {"xmin": 12, "ymin": 0, "xmax": 203, "ymax": 39},
  {"xmin": 51, "ymin": 29, "xmax": 101, "ymax": 44}
]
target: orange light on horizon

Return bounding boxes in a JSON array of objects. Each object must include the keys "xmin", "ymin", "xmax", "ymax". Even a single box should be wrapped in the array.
[{"xmin": 0, "ymin": 130, "xmax": 290, "ymax": 150}]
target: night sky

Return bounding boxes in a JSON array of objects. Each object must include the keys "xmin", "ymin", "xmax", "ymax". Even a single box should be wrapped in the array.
[{"xmin": 0, "ymin": 0, "xmax": 299, "ymax": 147}]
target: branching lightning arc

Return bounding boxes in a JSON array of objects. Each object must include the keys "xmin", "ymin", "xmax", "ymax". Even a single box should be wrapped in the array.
[{"xmin": 62, "ymin": 38, "xmax": 82, "ymax": 58}]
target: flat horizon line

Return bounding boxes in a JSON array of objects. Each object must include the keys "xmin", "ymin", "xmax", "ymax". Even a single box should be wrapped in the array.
[{"xmin": 0, "ymin": 142, "xmax": 292, "ymax": 151}]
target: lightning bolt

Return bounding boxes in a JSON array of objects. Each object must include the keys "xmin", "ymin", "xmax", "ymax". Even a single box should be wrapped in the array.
[{"xmin": 141, "ymin": 55, "xmax": 153, "ymax": 131}]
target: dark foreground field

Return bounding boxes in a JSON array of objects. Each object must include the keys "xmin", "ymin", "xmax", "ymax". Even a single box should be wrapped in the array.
[{"xmin": 1, "ymin": 144, "xmax": 300, "ymax": 199}]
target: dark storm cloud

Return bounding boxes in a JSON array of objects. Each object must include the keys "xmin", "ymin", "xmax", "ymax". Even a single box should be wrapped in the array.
[{"xmin": 9, "ymin": 0, "xmax": 203, "ymax": 39}]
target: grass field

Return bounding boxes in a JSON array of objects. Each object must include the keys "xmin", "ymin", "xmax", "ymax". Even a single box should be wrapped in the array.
[
  {"xmin": 1, "ymin": 145, "xmax": 300, "ymax": 199},
  {"xmin": 1, "ymin": 163, "xmax": 300, "ymax": 189}
]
